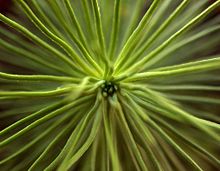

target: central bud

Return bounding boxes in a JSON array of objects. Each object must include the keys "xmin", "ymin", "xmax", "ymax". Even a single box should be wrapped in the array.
[{"xmin": 101, "ymin": 81, "xmax": 117, "ymax": 97}]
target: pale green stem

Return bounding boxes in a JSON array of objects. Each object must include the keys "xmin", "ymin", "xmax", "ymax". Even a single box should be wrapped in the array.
[
  {"xmin": 28, "ymin": 104, "xmax": 87, "ymax": 171},
  {"xmin": 29, "ymin": 0, "xmax": 65, "ymax": 39},
  {"xmin": 114, "ymin": 98, "xmax": 149, "ymax": 171},
  {"xmin": 43, "ymin": 119, "xmax": 86, "ymax": 170},
  {"xmin": 119, "ymin": 1, "xmax": 220, "ymax": 76},
  {"xmin": 121, "ymin": 56, "xmax": 220, "ymax": 82},
  {"xmin": 155, "ymin": 138, "xmax": 185, "ymax": 171},
  {"xmin": 0, "ymin": 86, "xmax": 78, "ymax": 98},
  {"xmin": 81, "ymin": 0, "xmax": 95, "ymax": 40},
  {"xmin": 114, "ymin": 0, "xmax": 161, "ymax": 72},
  {"xmin": 10, "ymin": 142, "xmax": 46, "ymax": 171},
  {"xmin": 63, "ymin": 0, "xmax": 92, "ymax": 53},
  {"xmin": 100, "ymin": 128, "xmax": 108, "ymax": 171},
  {"xmin": 120, "ymin": 0, "xmax": 146, "ymax": 48},
  {"xmin": 0, "ymin": 13, "xmax": 83, "ymax": 75},
  {"xmin": 58, "ymin": 96, "xmax": 101, "ymax": 170},
  {"xmin": 122, "ymin": 91, "xmax": 203, "ymax": 170},
  {"xmin": 44, "ymin": 94, "xmax": 100, "ymax": 171},
  {"xmin": 0, "ymin": 27, "xmax": 73, "ymax": 74},
  {"xmin": 119, "ymin": 0, "xmax": 189, "ymax": 71},
  {"xmin": 120, "ymin": 88, "xmax": 181, "ymax": 122},
  {"xmin": 109, "ymin": 95, "xmax": 141, "ymax": 171},
  {"xmin": 153, "ymin": 56, "xmax": 220, "ymax": 72},
  {"xmin": 109, "ymin": 104, "xmax": 121, "ymax": 170},
  {"xmin": 0, "ymin": 100, "xmax": 65, "ymax": 137},
  {"xmin": 165, "ymin": 94, "xmax": 220, "ymax": 105},
  {"xmin": 147, "ymin": 74, "xmax": 220, "ymax": 84},
  {"xmin": 0, "ymin": 71, "xmax": 79, "ymax": 82},
  {"xmin": 92, "ymin": 0, "xmax": 108, "ymax": 65},
  {"xmin": 119, "ymin": 95, "xmax": 163, "ymax": 171},
  {"xmin": 108, "ymin": 0, "xmax": 121, "ymax": 60},
  {"xmin": 129, "ymin": 87, "xmax": 220, "ymax": 138},
  {"xmin": 143, "ymin": 25, "xmax": 220, "ymax": 69},
  {"xmin": 122, "ymin": 0, "xmax": 175, "ymax": 73},
  {"xmin": 58, "ymin": 100, "xmax": 102, "ymax": 170},
  {"xmin": 0, "ymin": 96, "xmax": 93, "ymax": 148},
  {"xmin": 146, "ymin": 119, "xmax": 203, "ymax": 171},
  {"xmin": 0, "ymin": 38, "xmax": 71, "ymax": 76},
  {"xmin": 0, "ymin": 26, "xmax": 43, "ymax": 52},
  {"xmin": 150, "ymin": 114, "xmax": 220, "ymax": 166},
  {"xmin": 47, "ymin": 0, "xmax": 102, "ymax": 76},
  {"xmin": 185, "ymin": 107, "xmax": 220, "ymax": 123},
  {"xmin": 122, "ymin": 86, "xmax": 220, "ymax": 140},
  {"xmin": 45, "ymin": 0, "xmax": 77, "ymax": 43},
  {"xmin": 0, "ymin": 104, "xmax": 45, "ymax": 119},
  {"xmin": 147, "ymin": 84, "xmax": 220, "ymax": 91},
  {"xmin": 102, "ymin": 99, "xmax": 121, "ymax": 171},
  {"xmin": 0, "ymin": 107, "xmax": 74, "ymax": 165},
  {"xmin": 90, "ymin": 129, "xmax": 100, "ymax": 171},
  {"xmin": 17, "ymin": 0, "xmax": 97, "ymax": 76}
]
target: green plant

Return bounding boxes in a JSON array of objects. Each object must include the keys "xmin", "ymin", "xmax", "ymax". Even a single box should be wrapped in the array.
[{"xmin": 0, "ymin": 0, "xmax": 220, "ymax": 170}]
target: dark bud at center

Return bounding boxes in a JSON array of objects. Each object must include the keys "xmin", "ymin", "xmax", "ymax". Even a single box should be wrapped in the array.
[{"xmin": 101, "ymin": 81, "xmax": 117, "ymax": 97}]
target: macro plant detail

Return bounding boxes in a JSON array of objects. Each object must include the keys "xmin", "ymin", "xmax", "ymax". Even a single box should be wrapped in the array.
[{"xmin": 0, "ymin": 0, "xmax": 220, "ymax": 170}]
